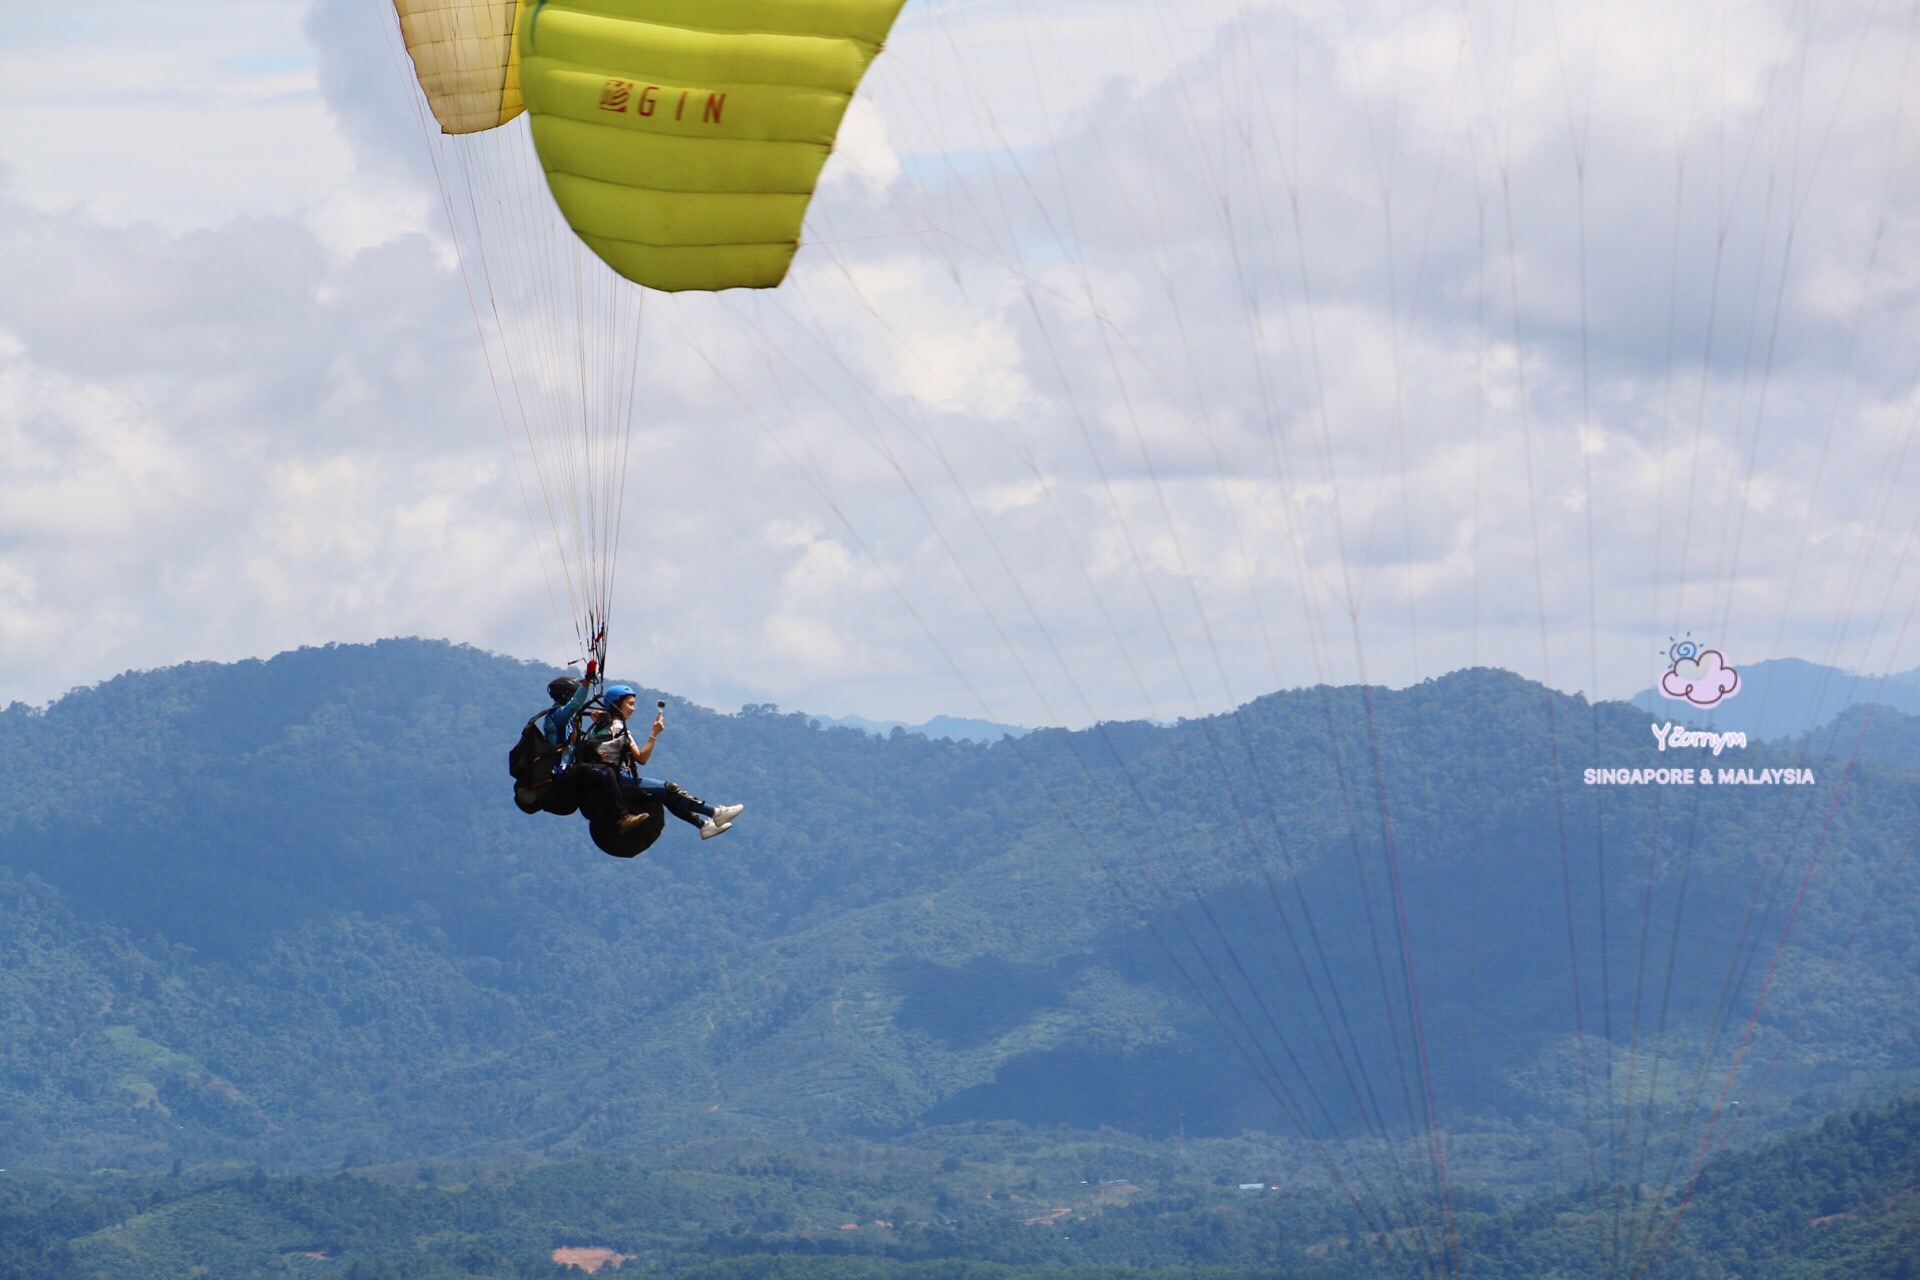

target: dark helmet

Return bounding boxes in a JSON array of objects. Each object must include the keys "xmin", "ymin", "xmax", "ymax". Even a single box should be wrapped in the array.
[{"xmin": 548, "ymin": 675, "xmax": 582, "ymax": 704}]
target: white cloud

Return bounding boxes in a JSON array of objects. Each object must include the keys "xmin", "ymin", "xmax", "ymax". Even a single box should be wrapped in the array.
[
  {"xmin": 0, "ymin": 0, "xmax": 1917, "ymax": 724},
  {"xmin": 0, "ymin": 2, "xmax": 353, "ymax": 230},
  {"xmin": 819, "ymin": 96, "xmax": 901, "ymax": 200}
]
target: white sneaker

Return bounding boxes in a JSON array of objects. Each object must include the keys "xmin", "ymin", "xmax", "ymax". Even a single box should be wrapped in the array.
[{"xmin": 700, "ymin": 803, "xmax": 743, "ymax": 840}]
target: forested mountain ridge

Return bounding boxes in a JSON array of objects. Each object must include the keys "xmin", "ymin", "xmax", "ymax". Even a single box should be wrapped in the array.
[
  {"xmin": 1794, "ymin": 703, "xmax": 1920, "ymax": 774},
  {"xmin": 4, "ymin": 1088, "xmax": 1918, "ymax": 1278},
  {"xmin": 2, "ymin": 639, "xmax": 1916, "ymax": 1177}
]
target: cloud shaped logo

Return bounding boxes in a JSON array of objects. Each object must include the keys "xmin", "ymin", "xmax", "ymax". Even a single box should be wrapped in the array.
[{"xmin": 1660, "ymin": 649, "xmax": 1741, "ymax": 708}]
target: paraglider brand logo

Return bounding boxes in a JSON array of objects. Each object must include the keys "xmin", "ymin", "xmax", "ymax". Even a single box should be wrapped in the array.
[
  {"xmin": 599, "ymin": 79, "xmax": 728, "ymax": 125},
  {"xmin": 1657, "ymin": 634, "xmax": 1740, "ymax": 709}
]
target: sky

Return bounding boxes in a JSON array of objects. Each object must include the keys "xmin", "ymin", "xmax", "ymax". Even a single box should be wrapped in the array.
[{"xmin": 2, "ymin": 0, "xmax": 1918, "ymax": 727}]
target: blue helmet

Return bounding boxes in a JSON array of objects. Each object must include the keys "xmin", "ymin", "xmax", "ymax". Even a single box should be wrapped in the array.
[{"xmin": 603, "ymin": 683, "xmax": 638, "ymax": 704}]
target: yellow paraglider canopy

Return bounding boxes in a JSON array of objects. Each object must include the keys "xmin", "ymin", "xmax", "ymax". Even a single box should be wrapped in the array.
[
  {"xmin": 393, "ymin": 0, "xmax": 905, "ymax": 291},
  {"xmin": 393, "ymin": 0, "xmax": 525, "ymax": 132}
]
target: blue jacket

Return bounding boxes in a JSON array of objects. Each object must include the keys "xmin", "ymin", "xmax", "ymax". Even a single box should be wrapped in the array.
[{"xmin": 541, "ymin": 681, "xmax": 594, "ymax": 748}]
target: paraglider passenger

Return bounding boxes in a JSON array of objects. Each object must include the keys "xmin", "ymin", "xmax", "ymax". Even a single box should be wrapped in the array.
[{"xmin": 584, "ymin": 684, "xmax": 745, "ymax": 840}]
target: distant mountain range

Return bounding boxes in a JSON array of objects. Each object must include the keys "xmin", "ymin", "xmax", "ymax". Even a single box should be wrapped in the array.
[
  {"xmin": 806, "ymin": 711, "xmax": 1031, "ymax": 744},
  {"xmin": 2, "ymin": 639, "xmax": 1916, "ymax": 1192},
  {"xmin": 1628, "ymin": 655, "xmax": 1920, "ymax": 741}
]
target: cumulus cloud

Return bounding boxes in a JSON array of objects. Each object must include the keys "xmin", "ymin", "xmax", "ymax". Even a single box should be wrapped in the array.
[
  {"xmin": 0, "ymin": 1, "xmax": 355, "ymax": 230},
  {"xmin": 1, "ymin": 0, "xmax": 1918, "ymax": 724}
]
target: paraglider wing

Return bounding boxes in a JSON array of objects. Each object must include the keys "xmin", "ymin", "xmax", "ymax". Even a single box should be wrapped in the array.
[
  {"xmin": 515, "ymin": 0, "xmax": 908, "ymax": 291},
  {"xmin": 393, "ymin": 0, "xmax": 527, "ymax": 134},
  {"xmin": 385, "ymin": 0, "xmax": 909, "ymax": 688}
]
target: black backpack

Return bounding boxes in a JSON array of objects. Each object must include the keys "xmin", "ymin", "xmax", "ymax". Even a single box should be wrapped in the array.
[{"xmin": 508, "ymin": 713, "xmax": 578, "ymax": 815}]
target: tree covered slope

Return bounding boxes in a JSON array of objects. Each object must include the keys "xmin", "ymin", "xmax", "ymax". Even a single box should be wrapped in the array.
[{"xmin": 2, "ymin": 639, "xmax": 1916, "ymax": 1176}]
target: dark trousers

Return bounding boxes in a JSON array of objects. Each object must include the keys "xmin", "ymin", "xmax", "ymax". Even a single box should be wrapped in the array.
[
  {"xmin": 559, "ymin": 763, "xmax": 629, "ymax": 825},
  {"xmin": 564, "ymin": 765, "xmax": 711, "ymax": 829},
  {"xmin": 621, "ymin": 776, "xmax": 714, "ymax": 829}
]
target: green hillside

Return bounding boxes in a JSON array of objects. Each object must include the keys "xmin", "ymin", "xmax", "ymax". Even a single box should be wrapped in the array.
[
  {"xmin": 2, "ymin": 639, "xmax": 1916, "ymax": 1207},
  {"xmin": 5, "ymin": 1092, "xmax": 1918, "ymax": 1279}
]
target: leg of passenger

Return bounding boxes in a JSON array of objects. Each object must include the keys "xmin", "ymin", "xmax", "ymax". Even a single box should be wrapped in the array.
[
  {"xmin": 632, "ymin": 776, "xmax": 711, "ymax": 829},
  {"xmin": 663, "ymin": 782, "xmax": 713, "ymax": 828}
]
